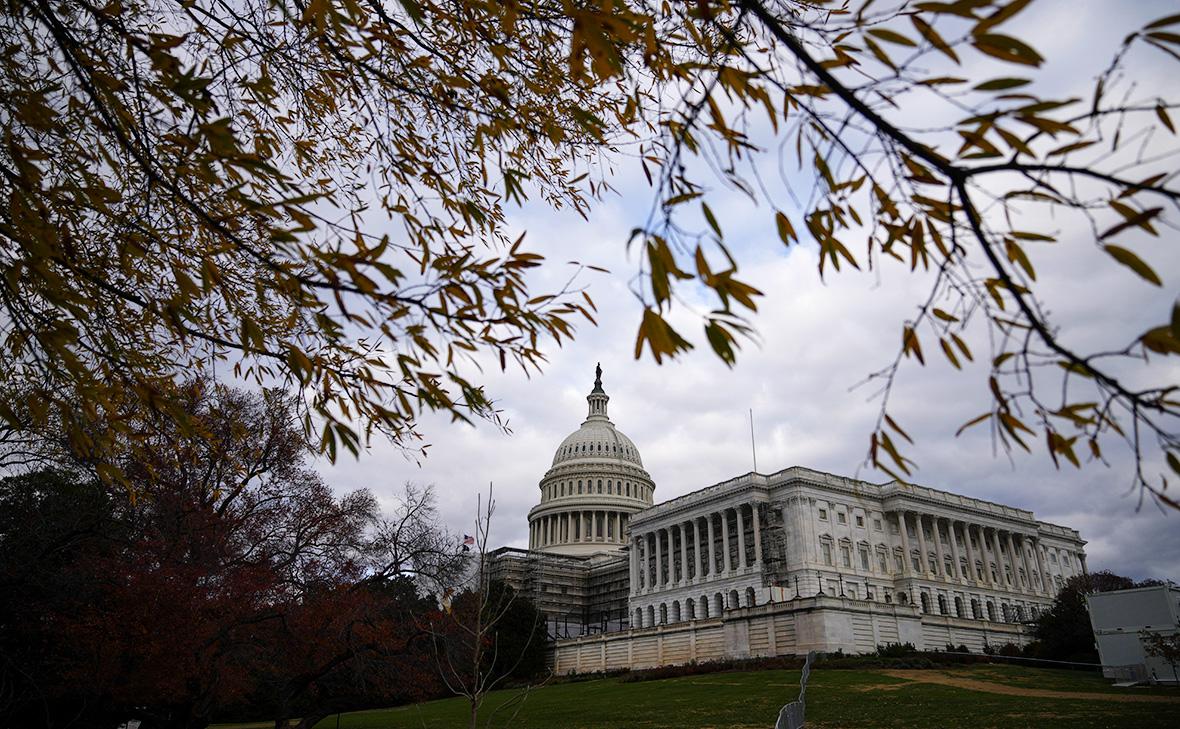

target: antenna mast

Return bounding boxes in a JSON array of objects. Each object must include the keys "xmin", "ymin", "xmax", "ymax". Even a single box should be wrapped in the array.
[{"xmin": 749, "ymin": 408, "xmax": 758, "ymax": 473}]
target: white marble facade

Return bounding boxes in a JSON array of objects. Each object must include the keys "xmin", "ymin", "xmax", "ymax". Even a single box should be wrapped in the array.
[{"xmin": 627, "ymin": 469, "xmax": 1086, "ymax": 631}]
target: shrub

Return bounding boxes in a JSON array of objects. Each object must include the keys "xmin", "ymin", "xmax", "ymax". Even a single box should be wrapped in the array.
[
  {"xmin": 876, "ymin": 642, "xmax": 918, "ymax": 658},
  {"xmin": 998, "ymin": 643, "xmax": 1024, "ymax": 657}
]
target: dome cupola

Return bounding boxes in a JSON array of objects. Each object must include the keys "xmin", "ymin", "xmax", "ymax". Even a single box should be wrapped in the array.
[{"xmin": 528, "ymin": 364, "xmax": 655, "ymax": 556}]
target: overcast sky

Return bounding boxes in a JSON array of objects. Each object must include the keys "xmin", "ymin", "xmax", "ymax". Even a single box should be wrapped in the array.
[{"xmin": 325, "ymin": 1, "xmax": 1180, "ymax": 582}]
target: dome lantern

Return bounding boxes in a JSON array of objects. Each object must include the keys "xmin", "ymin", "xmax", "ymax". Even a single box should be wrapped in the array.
[{"xmin": 586, "ymin": 362, "xmax": 609, "ymax": 421}]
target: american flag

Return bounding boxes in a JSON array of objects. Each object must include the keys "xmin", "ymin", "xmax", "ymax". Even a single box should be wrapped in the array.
[{"xmin": 462, "ymin": 534, "xmax": 475, "ymax": 546}]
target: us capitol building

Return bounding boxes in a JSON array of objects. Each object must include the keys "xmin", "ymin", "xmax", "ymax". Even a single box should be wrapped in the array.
[{"xmin": 486, "ymin": 367, "xmax": 1088, "ymax": 672}]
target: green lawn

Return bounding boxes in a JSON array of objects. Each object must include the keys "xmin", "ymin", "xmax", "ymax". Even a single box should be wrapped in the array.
[{"xmin": 253, "ymin": 665, "xmax": 1180, "ymax": 729}]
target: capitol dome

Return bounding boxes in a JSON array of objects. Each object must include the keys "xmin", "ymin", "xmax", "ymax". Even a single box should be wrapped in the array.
[{"xmin": 528, "ymin": 365, "xmax": 655, "ymax": 556}]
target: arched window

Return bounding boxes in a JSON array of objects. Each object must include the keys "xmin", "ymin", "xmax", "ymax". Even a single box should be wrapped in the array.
[
  {"xmin": 954, "ymin": 596, "xmax": 964, "ymax": 617},
  {"xmin": 937, "ymin": 594, "xmax": 947, "ymax": 615},
  {"xmin": 577, "ymin": 480, "xmax": 583, "ymax": 494},
  {"xmin": 728, "ymin": 589, "xmax": 740, "ymax": 609},
  {"xmin": 626, "ymin": 483, "xmax": 631, "ymax": 496},
  {"xmin": 1001, "ymin": 603, "xmax": 1011, "ymax": 622},
  {"xmin": 634, "ymin": 608, "xmax": 643, "ymax": 628},
  {"xmin": 659, "ymin": 603, "xmax": 668, "ymax": 625},
  {"xmin": 920, "ymin": 593, "xmax": 930, "ymax": 613},
  {"xmin": 700, "ymin": 595, "xmax": 710, "ymax": 619},
  {"xmin": 646, "ymin": 605, "xmax": 655, "ymax": 626},
  {"xmin": 671, "ymin": 601, "xmax": 681, "ymax": 623},
  {"xmin": 745, "ymin": 587, "xmax": 757, "ymax": 607},
  {"xmin": 560, "ymin": 483, "xmax": 565, "ymax": 496},
  {"xmin": 686, "ymin": 598, "xmax": 695, "ymax": 620},
  {"xmin": 986, "ymin": 601, "xmax": 996, "ymax": 621},
  {"xmin": 597, "ymin": 480, "xmax": 603, "ymax": 493},
  {"xmin": 607, "ymin": 480, "xmax": 612, "ymax": 494},
  {"xmin": 898, "ymin": 592, "xmax": 908, "ymax": 605},
  {"xmin": 714, "ymin": 593, "xmax": 724, "ymax": 615}
]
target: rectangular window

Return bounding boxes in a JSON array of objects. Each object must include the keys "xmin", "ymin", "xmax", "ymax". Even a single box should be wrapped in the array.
[
  {"xmin": 841, "ymin": 546, "xmax": 851, "ymax": 567},
  {"xmin": 873, "ymin": 518, "xmax": 883, "ymax": 531},
  {"xmin": 855, "ymin": 515, "xmax": 864, "ymax": 528},
  {"xmin": 895, "ymin": 555, "xmax": 904, "ymax": 571},
  {"xmin": 818, "ymin": 508, "xmax": 828, "ymax": 521},
  {"xmin": 837, "ymin": 512, "xmax": 847, "ymax": 524},
  {"xmin": 879, "ymin": 552, "xmax": 888, "ymax": 572},
  {"xmin": 928, "ymin": 557, "xmax": 937, "ymax": 573},
  {"xmin": 822, "ymin": 543, "xmax": 832, "ymax": 565},
  {"xmin": 859, "ymin": 548, "xmax": 870, "ymax": 570},
  {"xmin": 847, "ymin": 585, "xmax": 858, "ymax": 599},
  {"xmin": 911, "ymin": 555, "xmax": 921, "ymax": 570}
]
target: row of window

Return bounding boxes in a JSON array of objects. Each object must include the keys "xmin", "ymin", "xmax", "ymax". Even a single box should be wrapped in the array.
[
  {"xmin": 559, "ymin": 441, "xmax": 636, "ymax": 458},
  {"xmin": 633, "ymin": 587, "xmax": 760, "ymax": 628},
  {"xmin": 817, "ymin": 539, "xmax": 1061, "ymax": 591},
  {"xmin": 817, "ymin": 505, "xmax": 884, "ymax": 532},
  {"xmin": 818, "ymin": 581, "xmax": 1042, "ymax": 623},
  {"xmin": 544, "ymin": 478, "xmax": 650, "ymax": 500}
]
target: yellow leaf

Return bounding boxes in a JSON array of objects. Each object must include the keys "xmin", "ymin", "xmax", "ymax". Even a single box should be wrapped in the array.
[{"xmin": 1104, "ymin": 245, "xmax": 1162, "ymax": 286}]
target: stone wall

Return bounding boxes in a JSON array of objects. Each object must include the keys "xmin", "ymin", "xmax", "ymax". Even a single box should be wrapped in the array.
[{"xmin": 550, "ymin": 595, "xmax": 1031, "ymax": 674}]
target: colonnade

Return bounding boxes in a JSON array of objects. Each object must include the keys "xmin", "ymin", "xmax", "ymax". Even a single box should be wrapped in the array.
[
  {"xmin": 530, "ymin": 509, "xmax": 629, "ymax": 549},
  {"xmin": 629, "ymin": 502, "xmax": 763, "ymax": 595},
  {"xmin": 892, "ymin": 511, "xmax": 1079, "ymax": 598}
]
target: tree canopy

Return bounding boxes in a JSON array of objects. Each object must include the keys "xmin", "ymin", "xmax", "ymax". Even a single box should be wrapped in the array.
[
  {"xmin": 1029, "ymin": 570, "xmax": 1163, "ymax": 663},
  {"xmin": 2, "ymin": 0, "xmax": 1177, "ymax": 501},
  {"xmin": 0, "ymin": 384, "xmax": 465, "ymax": 729}
]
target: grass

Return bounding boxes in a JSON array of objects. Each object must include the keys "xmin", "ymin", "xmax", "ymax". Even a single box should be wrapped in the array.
[
  {"xmin": 942, "ymin": 663, "xmax": 1180, "ymax": 695},
  {"xmin": 221, "ymin": 664, "xmax": 1180, "ymax": 729}
]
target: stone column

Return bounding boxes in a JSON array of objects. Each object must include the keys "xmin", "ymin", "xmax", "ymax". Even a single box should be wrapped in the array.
[
  {"xmin": 632, "ymin": 533, "xmax": 641, "ymax": 589},
  {"xmin": 1033, "ymin": 538, "xmax": 1049, "ymax": 595},
  {"xmin": 655, "ymin": 529, "xmax": 664, "ymax": 587},
  {"xmin": 932, "ymin": 517, "xmax": 947, "ymax": 577},
  {"xmin": 990, "ymin": 528, "xmax": 1005, "ymax": 589},
  {"xmin": 736, "ymin": 506, "xmax": 747, "ymax": 570},
  {"xmin": 646, "ymin": 532, "xmax": 655, "ymax": 591},
  {"xmin": 1004, "ymin": 531, "xmax": 1020, "ymax": 591},
  {"xmin": 752, "ymin": 503, "xmax": 763, "ymax": 566},
  {"xmin": 706, "ymin": 513, "xmax": 716, "ymax": 577},
  {"xmin": 722, "ymin": 510, "xmax": 734, "ymax": 574},
  {"xmin": 897, "ymin": 512, "xmax": 912, "ymax": 576},
  {"xmin": 963, "ymin": 522, "xmax": 978, "ymax": 583},
  {"xmin": 1017, "ymin": 534, "xmax": 1034, "ymax": 594},
  {"xmin": 692, "ymin": 518, "xmax": 702, "ymax": 581},
  {"xmin": 948, "ymin": 520, "xmax": 964, "ymax": 581},
  {"xmin": 679, "ymin": 523, "xmax": 689, "ymax": 585},
  {"xmin": 1004, "ymin": 531, "xmax": 1020, "ymax": 590},
  {"xmin": 915, "ymin": 513, "xmax": 930, "ymax": 576}
]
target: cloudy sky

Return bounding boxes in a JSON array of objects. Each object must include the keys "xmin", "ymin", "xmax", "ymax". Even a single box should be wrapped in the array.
[{"xmin": 326, "ymin": 1, "xmax": 1180, "ymax": 581}]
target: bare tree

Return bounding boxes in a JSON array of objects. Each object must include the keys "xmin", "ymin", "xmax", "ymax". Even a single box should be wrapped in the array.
[{"xmin": 426, "ymin": 484, "xmax": 548, "ymax": 729}]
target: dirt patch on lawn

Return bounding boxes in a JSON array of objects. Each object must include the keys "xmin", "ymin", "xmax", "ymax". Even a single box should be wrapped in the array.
[{"xmin": 878, "ymin": 670, "xmax": 1180, "ymax": 703}]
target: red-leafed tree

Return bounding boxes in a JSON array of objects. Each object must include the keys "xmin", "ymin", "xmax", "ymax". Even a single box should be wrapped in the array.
[{"xmin": 0, "ymin": 382, "xmax": 464, "ymax": 729}]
